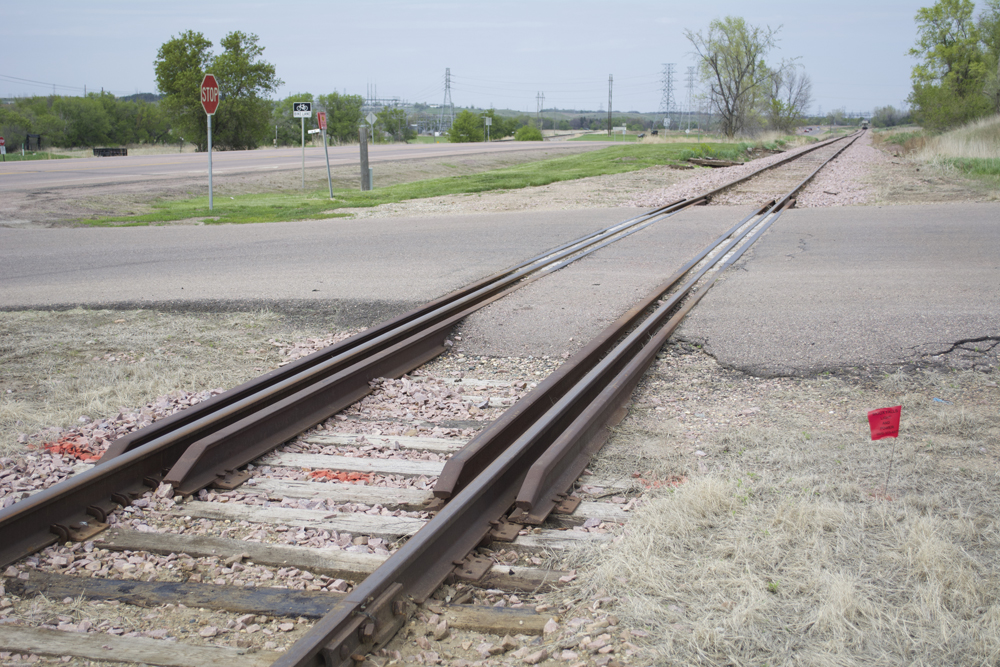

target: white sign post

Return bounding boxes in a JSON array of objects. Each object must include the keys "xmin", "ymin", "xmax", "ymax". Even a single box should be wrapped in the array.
[
  {"xmin": 0, "ymin": 136, "xmax": 5, "ymax": 161},
  {"xmin": 293, "ymin": 102, "xmax": 313, "ymax": 189}
]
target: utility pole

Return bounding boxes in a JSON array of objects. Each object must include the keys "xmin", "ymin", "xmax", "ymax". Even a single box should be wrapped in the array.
[{"xmin": 607, "ymin": 75, "xmax": 613, "ymax": 137}]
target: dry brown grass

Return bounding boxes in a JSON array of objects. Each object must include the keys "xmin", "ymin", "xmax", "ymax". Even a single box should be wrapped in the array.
[
  {"xmin": 919, "ymin": 115, "xmax": 1000, "ymax": 161},
  {"xmin": 0, "ymin": 308, "xmax": 310, "ymax": 457},
  {"xmin": 569, "ymin": 348, "xmax": 1000, "ymax": 665}
]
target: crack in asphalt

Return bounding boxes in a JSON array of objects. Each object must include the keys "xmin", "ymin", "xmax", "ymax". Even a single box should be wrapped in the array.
[{"xmin": 917, "ymin": 336, "xmax": 1000, "ymax": 357}]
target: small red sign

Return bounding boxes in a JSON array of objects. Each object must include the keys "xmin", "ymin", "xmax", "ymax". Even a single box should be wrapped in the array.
[
  {"xmin": 868, "ymin": 406, "xmax": 901, "ymax": 440},
  {"xmin": 317, "ymin": 112, "xmax": 327, "ymax": 131},
  {"xmin": 0, "ymin": 137, "xmax": 5, "ymax": 147},
  {"xmin": 200, "ymin": 74, "xmax": 219, "ymax": 115}
]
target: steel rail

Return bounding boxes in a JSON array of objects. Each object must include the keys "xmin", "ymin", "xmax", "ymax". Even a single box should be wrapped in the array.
[
  {"xmin": 0, "ymin": 196, "xmax": 690, "ymax": 569},
  {"xmin": 511, "ymin": 130, "xmax": 865, "ymax": 523},
  {"xmin": 436, "ymin": 131, "xmax": 863, "ymax": 500},
  {"xmin": 274, "ymin": 130, "xmax": 864, "ymax": 667},
  {"xmin": 0, "ymin": 132, "xmax": 859, "ymax": 572}
]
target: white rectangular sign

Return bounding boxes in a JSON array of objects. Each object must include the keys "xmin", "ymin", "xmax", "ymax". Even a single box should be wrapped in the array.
[
  {"xmin": 293, "ymin": 102, "xmax": 313, "ymax": 118},
  {"xmin": 307, "ymin": 128, "xmax": 321, "ymax": 134}
]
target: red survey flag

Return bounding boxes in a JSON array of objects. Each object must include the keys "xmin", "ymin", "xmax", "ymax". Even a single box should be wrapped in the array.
[{"xmin": 868, "ymin": 406, "xmax": 901, "ymax": 440}]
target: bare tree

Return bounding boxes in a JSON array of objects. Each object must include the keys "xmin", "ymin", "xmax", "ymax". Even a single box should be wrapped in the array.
[
  {"xmin": 685, "ymin": 16, "xmax": 781, "ymax": 138},
  {"xmin": 766, "ymin": 65, "xmax": 812, "ymax": 132}
]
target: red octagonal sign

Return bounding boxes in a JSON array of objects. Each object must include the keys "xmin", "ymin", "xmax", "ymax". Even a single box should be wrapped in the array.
[{"xmin": 200, "ymin": 74, "xmax": 219, "ymax": 115}]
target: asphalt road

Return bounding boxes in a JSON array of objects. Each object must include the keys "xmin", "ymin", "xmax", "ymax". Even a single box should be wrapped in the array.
[
  {"xmin": 0, "ymin": 208, "xmax": 637, "ymax": 327},
  {"xmin": 0, "ymin": 142, "xmax": 609, "ymax": 192},
  {"xmin": 3, "ymin": 202, "xmax": 997, "ymax": 373},
  {"xmin": 678, "ymin": 202, "xmax": 1000, "ymax": 374}
]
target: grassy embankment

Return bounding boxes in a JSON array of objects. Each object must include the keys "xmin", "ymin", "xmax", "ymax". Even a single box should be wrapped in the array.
[
  {"xmin": 80, "ymin": 141, "xmax": 754, "ymax": 226},
  {"xmin": 876, "ymin": 115, "xmax": 1000, "ymax": 180},
  {"xmin": 0, "ymin": 151, "xmax": 72, "ymax": 162},
  {"xmin": 920, "ymin": 114, "xmax": 1000, "ymax": 179}
]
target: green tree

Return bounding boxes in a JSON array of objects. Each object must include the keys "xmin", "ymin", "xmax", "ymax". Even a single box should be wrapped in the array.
[
  {"xmin": 316, "ymin": 92, "xmax": 364, "ymax": 144},
  {"xmin": 447, "ymin": 109, "xmax": 484, "ymax": 142},
  {"xmin": 52, "ymin": 96, "xmax": 111, "ymax": 146},
  {"xmin": 514, "ymin": 125, "xmax": 543, "ymax": 141},
  {"xmin": 483, "ymin": 109, "xmax": 517, "ymax": 139},
  {"xmin": 908, "ymin": 0, "xmax": 991, "ymax": 129},
  {"xmin": 154, "ymin": 30, "xmax": 214, "ymax": 150},
  {"xmin": 211, "ymin": 31, "xmax": 282, "ymax": 150},
  {"xmin": 978, "ymin": 0, "xmax": 1000, "ymax": 112},
  {"xmin": 376, "ymin": 107, "xmax": 415, "ymax": 142},
  {"xmin": 154, "ymin": 30, "xmax": 281, "ymax": 151},
  {"xmin": 685, "ymin": 17, "xmax": 782, "ymax": 137},
  {"xmin": 765, "ymin": 67, "xmax": 812, "ymax": 132},
  {"xmin": 0, "ymin": 106, "xmax": 33, "ymax": 149}
]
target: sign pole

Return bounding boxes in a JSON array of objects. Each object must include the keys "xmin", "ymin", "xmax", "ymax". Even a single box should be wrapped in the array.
[
  {"xmin": 200, "ymin": 74, "xmax": 219, "ymax": 212},
  {"xmin": 317, "ymin": 112, "xmax": 333, "ymax": 199},
  {"xmin": 208, "ymin": 114, "xmax": 213, "ymax": 210},
  {"xmin": 291, "ymin": 101, "xmax": 313, "ymax": 190}
]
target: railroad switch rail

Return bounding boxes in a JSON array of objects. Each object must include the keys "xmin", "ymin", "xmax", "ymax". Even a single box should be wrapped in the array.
[{"xmin": 0, "ymin": 130, "xmax": 863, "ymax": 667}]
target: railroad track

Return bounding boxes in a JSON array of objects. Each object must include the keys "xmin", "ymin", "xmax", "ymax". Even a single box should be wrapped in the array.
[{"xmin": 0, "ymin": 130, "xmax": 863, "ymax": 666}]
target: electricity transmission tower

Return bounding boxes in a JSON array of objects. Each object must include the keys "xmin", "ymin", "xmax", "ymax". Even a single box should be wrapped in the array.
[
  {"xmin": 438, "ymin": 68, "xmax": 454, "ymax": 133},
  {"xmin": 685, "ymin": 66, "xmax": 696, "ymax": 130},
  {"xmin": 658, "ymin": 63, "xmax": 676, "ymax": 131},
  {"xmin": 536, "ymin": 92, "xmax": 545, "ymax": 128}
]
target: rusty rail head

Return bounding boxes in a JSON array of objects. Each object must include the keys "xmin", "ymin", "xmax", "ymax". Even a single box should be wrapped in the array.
[
  {"xmin": 433, "ymin": 203, "xmax": 769, "ymax": 500},
  {"xmin": 0, "ymin": 203, "xmax": 690, "ymax": 571}
]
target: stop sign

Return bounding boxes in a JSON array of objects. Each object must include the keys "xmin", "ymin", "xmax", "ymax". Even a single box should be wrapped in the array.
[{"xmin": 200, "ymin": 74, "xmax": 219, "ymax": 115}]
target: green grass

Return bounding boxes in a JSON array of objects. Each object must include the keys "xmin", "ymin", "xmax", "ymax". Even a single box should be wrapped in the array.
[
  {"xmin": 408, "ymin": 136, "xmax": 451, "ymax": 144},
  {"xmin": 80, "ymin": 142, "xmax": 751, "ymax": 226},
  {"xmin": 0, "ymin": 151, "xmax": 72, "ymax": 162},
  {"xmin": 945, "ymin": 157, "xmax": 1000, "ymax": 177},
  {"xmin": 881, "ymin": 130, "xmax": 926, "ymax": 146},
  {"xmin": 570, "ymin": 133, "xmax": 639, "ymax": 142}
]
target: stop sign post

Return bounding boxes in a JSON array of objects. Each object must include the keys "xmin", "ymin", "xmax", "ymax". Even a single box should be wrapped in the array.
[{"xmin": 201, "ymin": 74, "xmax": 219, "ymax": 210}]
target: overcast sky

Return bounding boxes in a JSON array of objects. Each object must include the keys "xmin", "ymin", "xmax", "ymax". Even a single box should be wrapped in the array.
[{"xmin": 2, "ymin": 0, "xmax": 943, "ymax": 115}]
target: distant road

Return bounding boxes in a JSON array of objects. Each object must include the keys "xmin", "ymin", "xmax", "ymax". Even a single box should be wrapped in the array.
[{"xmin": 0, "ymin": 142, "xmax": 612, "ymax": 192}]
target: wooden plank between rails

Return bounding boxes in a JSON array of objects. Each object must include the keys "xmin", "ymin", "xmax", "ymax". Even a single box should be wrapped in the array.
[
  {"xmin": 3, "ymin": 571, "xmax": 554, "ymax": 635},
  {"xmin": 4, "ymin": 570, "xmax": 342, "ymax": 617},
  {"xmin": 173, "ymin": 501, "xmax": 425, "ymax": 540},
  {"xmin": 302, "ymin": 433, "xmax": 466, "ymax": 454},
  {"xmin": 256, "ymin": 453, "xmax": 444, "ymax": 478},
  {"xmin": 245, "ymin": 478, "xmax": 431, "ymax": 510},
  {"xmin": 96, "ymin": 530, "xmax": 568, "ymax": 592},
  {"xmin": 243, "ymin": 478, "xmax": 628, "ymax": 523},
  {"xmin": 0, "ymin": 625, "xmax": 280, "ymax": 667},
  {"xmin": 173, "ymin": 501, "xmax": 616, "ymax": 548}
]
